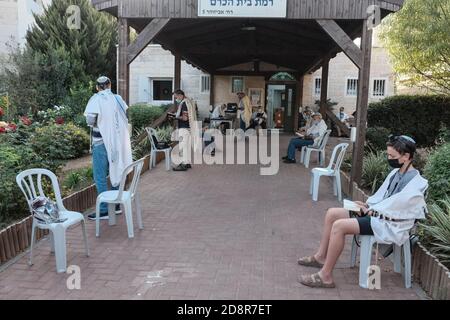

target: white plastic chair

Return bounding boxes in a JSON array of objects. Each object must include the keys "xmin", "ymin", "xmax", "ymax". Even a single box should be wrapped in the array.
[
  {"xmin": 309, "ymin": 143, "xmax": 349, "ymax": 201},
  {"xmin": 145, "ymin": 127, "xmax": 171, "ymax": 171},
  {"xmin": 16, "ymin": 169, "xmax": 89, "ymax": 273},
  {"xmin": 95, "ymin": 159, "xmax": 144, "ymax": 238},
  {"xmin": 300, "ymin": 129, "xmax": 332, "ymax": 168},
  {"xmin": 350, "ymin": 235, "xmax": 412, "ymax": 288}
]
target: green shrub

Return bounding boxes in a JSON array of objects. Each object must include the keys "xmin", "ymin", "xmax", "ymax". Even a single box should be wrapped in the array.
[
  {"xmin": 62, "ymin": 167, "xmax": 94, "ymax": 195},
  {"xmin": 424, "ymin": 143, "xmax": 450, "ymax": 202},
  {"xmin": 366, "ymin": 126, "xmax": 391, "ymax": 151},
  {"xmin": 368, "ymin": 95, "xmax": 450, "ymax": 147},
  {"xmin": 131, "ymin": 127, "xmax": 151, "ymax": 161},
  {"xmin": 31, "ymin": 123, "xmax": 89, "ymax": 160},
  {"xmin": 418, "ymin": 198, "xmax": 450, "ymax": 268},
  {"xmin": 129, "ymin": 104, "xmax": 165, "ymax": 133},
  {"xmin": 155, "ymin": 126, "xmax": 174, "ymax": 144},
  {"xmin": 361, "ymin": 151, "xmax": 390, "ymax": 194}
]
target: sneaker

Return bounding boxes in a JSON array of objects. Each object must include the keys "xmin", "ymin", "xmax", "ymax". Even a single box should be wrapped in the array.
[
  {"xmin": 282, "ymin": 156, "xmax": 289, "ymax": 160},
  {"xmin": 88, "ymin": 212, "xmax": 109, "ymax": 221},
  {"xmin": 115, "ymin": 205, "xmax": 122, "ymax": 215},
  {"xmin": 185, "ymin": 164, "xmax": 192, "ymax": 169},
  {"xmin": 283, "ymin": 158, "xmax": 296, "ymax": 164},
  {"xmin": 173, "ymin": 164, "xmax": 188, "ymax": 171}
]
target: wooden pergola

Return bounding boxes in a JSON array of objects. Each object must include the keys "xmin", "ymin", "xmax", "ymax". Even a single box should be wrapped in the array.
[{"xmin": 91, "ymin": 0, "xmax": 404, "ymax": 187}]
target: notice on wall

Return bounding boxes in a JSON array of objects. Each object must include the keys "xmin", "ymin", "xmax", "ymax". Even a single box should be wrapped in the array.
[{"xmin": 198, "ymin": 0, "xmax": 287, "ymax": 18}]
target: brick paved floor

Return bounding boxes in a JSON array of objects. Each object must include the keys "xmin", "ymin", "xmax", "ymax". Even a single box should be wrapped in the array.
[{"xmin": 0, "ymin": 135, "xmax": 423, "ymax": 300}]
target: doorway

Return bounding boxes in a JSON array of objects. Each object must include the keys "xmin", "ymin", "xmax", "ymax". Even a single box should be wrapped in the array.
[{"xmin": 266, "ymin": 84, "xmax": 296, "ymax": 132}]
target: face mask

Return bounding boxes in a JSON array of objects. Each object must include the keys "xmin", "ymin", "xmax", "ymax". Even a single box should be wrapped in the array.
[
  {"xmin": 176, "ymin": 99, "xmax": 182, "ymax": 104},
  {"xmin": 388, "ymin": 158, "xmax": 403, "ymax": 168}
]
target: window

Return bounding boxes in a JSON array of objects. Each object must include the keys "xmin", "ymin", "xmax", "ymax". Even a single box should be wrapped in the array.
[
  {"xmin": 314, "ymin": 78, "xmax": 321, "ymax": 96},
  {"xmin": 200, "ymin": 75, "xmax": 210, "ymax": 93},
  {"xmin": 152, "ymin": 80, "xmax": 173, "ymax": 101},
  {"xmin": 373, "ymin": 79, "xmax": 386, "ymax": 97},
  {"xmin": 346, "ymin": 78, "xmax": 358, "ymax": 96},
  {"xmin": 231, "ymin": 77, "xmax": 244, "ymax": 94}
]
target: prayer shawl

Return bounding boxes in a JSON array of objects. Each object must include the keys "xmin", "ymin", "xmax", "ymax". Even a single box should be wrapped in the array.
[
  {"xmin": 239, "ymin": 96, "xmax": 252, "ymax": 128},
  {"xmin": 366, "ymin": 169, "xmax": 429, "ymax": 246},
  {"xmin": 84, "ymin": 89, "xmax": 133, "ymax": 187}
]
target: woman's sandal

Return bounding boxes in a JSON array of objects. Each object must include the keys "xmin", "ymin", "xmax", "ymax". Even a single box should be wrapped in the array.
[
  {"xmin": 298, "ymin": 272, "xmax": 336, "ymax": 288},
  {"xmin": 297, "ymin": 256, "xmax": 324, "ymax": 268}
]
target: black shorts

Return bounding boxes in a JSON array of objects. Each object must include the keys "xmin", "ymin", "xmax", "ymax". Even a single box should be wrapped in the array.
[{"xmin": 349, "ymin": 212, "xmax": 374, "ymax": 235}]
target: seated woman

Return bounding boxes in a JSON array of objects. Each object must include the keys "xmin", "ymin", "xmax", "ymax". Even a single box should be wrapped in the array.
[
  {"xmin": 297, "ymin": 135, "xmax": 428, "ymax": 288},
  {"xmin": 282, "ymin": 112, "xmax": 327, "ymax": 163}
]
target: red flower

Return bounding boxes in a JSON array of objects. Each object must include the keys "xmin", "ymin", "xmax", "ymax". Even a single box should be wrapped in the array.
[
  {"xmin": 55, "ymin": 117, "xmax": 65, "ymax": 125},
  {"xmin": 0, "ymin": 107, "xmax": 4, "ymax": 118},
  {"xmin": 0, "ymin": 127, "xmax": 5, "ymax": 134},
  {"xmin": 20, "ymin": 116, "xmax": 32, "ymax": 126},
  {"xmin": 7, "ymin": 123, "xmax": 17, "ymax": 132}
]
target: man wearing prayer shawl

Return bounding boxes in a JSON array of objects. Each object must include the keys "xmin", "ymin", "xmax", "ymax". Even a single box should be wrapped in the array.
[
  {"xmin": 84, "ymin": 76, "xmax": 133, "ymax": 220},
  {"xmin": 237, "ymin": 92, "xmax": 252, "ymax": 131},
  {"xmin": 173, "ymin": 89, "xmax": 200, "ymax": 171},
  {"xmin": 296, "ymin": 135, "xmax": 428, "ymax": 288}
]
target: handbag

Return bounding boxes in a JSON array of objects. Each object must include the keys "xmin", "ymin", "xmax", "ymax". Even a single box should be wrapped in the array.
[{"xmin": 31, "ymin": 197, "xmax": 67, "ymax": 224}]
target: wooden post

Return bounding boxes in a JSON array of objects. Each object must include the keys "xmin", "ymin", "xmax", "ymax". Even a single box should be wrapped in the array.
[
  {"xmin": 118, "ymin": 18, "xmax": 130, "ymax": 103},
  {"xmin": 295, "ymin": 75, "xmax": 304, "ymax": 130},
  {"xmin": 319, "ymin": 57, "xmax": 329, "ymax": 118},
  {"xmin": 350, "ymin": 21, "xmax": 373, "ymax": 187},
  {"xmin": 174, "ymin": 54, "xmax": 181, "ymax": 90},
  {"xmin": 210, "ymin": 74, "xmax": 215, "ymax": 107}
]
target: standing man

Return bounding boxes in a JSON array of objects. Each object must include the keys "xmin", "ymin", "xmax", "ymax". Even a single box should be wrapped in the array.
[
  {"xmin": 173, "ymin": 89, "xmax": 199, "ymax": 171},
  {"xmin": 237, "ymin": 91, "xmax": 252, "ymax": 131},
  {"xmin": 84, "ymin": 76, "xmax": 133, "ymax": 220}
]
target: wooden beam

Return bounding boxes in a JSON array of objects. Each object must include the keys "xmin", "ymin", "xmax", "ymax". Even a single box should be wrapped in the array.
[
  {"xmin": 127, "ymin": 18, "xmax": 170, "ymax": 64},
  {"xmin": 316, "ymin": 19, "xmax": 363, "ymax": 69},
  {"xmin": 319, "ymin": 57, "xmax": 329, "ymax": 118},
  {"xmin": 118, "ymin": 18, "xmax": 130, "ymax": 103},
  {"xmin": 351, "ymin": 21, "xmax": 373, "ymax": 188}
]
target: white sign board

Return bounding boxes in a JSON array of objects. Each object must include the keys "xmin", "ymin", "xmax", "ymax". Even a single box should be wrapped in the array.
[{"xmin": 198, "ymin": 0, "xmax": 287, "ymax": 18}]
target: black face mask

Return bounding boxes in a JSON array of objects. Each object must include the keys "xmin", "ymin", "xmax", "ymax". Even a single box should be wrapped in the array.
[{"xmin": 388, "ymin": 158, "xmax": 403, "ymax": 168}]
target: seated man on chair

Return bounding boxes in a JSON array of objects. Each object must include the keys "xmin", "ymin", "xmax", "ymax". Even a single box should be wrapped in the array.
[
  {"xmin": 297, "ymin": 135, "xmax": 428, "ymax": 288},
  {"xmin": 282, "ymin": 112, "xmax": 327, "ymax": 163}
]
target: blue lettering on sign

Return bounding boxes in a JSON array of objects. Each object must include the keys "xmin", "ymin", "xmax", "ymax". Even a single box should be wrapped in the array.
[{"xmin": 210, "ymin": 0, "xmax": 274, "ymax": 6}]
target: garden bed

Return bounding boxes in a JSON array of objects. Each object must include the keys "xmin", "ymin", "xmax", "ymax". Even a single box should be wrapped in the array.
[{"xmin": 0, "ymin": 152, "xmax": 164, "ymax": 266}]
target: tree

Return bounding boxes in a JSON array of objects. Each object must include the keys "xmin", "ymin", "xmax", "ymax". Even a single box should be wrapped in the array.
[
  {"xmin": 26, "ymin": 0, "xmax": 117, "ymax": 87},
  {"xmin": 380, "ymin": 0, "xmax": 450, "ymax": 94}
]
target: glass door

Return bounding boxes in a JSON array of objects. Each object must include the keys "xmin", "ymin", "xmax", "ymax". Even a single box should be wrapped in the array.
[{"xmin": 282, "ymin": 84, "xmax": 296, "ymax": 132}]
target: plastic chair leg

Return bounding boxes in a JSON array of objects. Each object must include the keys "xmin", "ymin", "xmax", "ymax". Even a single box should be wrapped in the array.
[
  {"xmin": 393, "ymin": 244, "xmax": 402, "ymax": 273},
  {"xmin": 29, "ymin": 220, "xmax": 37, "ymax": 266},
  {"xmin": 336, "ymin": 174, "xmax": 342, "ymax": 201},
  {"xmin": 309, "ymin": 172, "xmax": 314, "ymax": 195},
  {"xmin": 320, "ymin": 150, "xmax": 326, "ymax": 166},
  {"xmin": 52, "ymin": 224, "xmax": 67, "ymax": 273},
  {"xmin": 108, "ymin": 203, "xmax": 116, "ymax": 226},
  {"xmin": 304, "ymin": 150, "xmax": 311, "ymax": 168},
  {"xmin": 81, "ymin": 219, "xmax": 90, "ymax": 257},
  {"xmin": 50, "ymin": 231, "xmax": 55, "ymax": 254},
  {"xmin": 350, "ymin": 236, "xmax": 358, "ymax": 268},
  {"xmin": 312, "ymin": 173, "xmax": 321, "ymax": 201},
  {"xmin": 165, "ymin": 150, "xmax": 171, "ymax": 171},
  {"xmin": 95, "ymin": 200, "xmax": 101, "ymax": 238},
  {"xmin": 358, "ymin": 236, "xmax": 375, "ymax": 288},
  {"xmin": 333, "ymin": 176, "xmax": 338, "ymax": 197},
  {"xmin": 300, "ymin": 147, "xmax": 305, "ymax": 164},
  {"xmin": 135, "ymin": 194, "xmax": 143, "ymax": 230},
  {"xmin": 124, "ymin": 199, "xmax": 134, "ymax": 238},
  {"xmin": 403, "ymin": 240, "xmax": 412, "ymax": 288}
]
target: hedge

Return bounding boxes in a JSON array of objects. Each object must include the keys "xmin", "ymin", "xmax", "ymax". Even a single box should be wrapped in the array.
[
  {"xmin": 367, "ymin": 95, "xmax": 450, "ymax": 147},
  {"xmin": 129, "ymin": 104, "xmax": 166, "ymax": 133}
]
